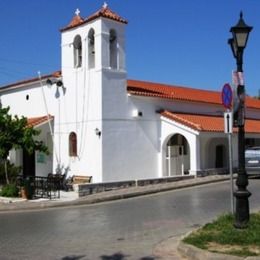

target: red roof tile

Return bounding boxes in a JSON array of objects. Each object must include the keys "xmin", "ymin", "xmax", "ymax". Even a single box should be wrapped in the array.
[
  {"xmin": 60, "ymin": 13, "xmax": 85, "ymax": 32},
  {"xmin": 61, "ymin": 4, "xmax": 127, "ymax": 32},
  {"xmin": 87, "ymin": 3, "xmax": 127, "ymax": 24},
  {"xmin": 127, "ymin": 79, "xmax": 222, "ymax": 105},
  {"xmin": 27, "ymin": 115, "xmax": 54, "ymax": 128},
  {"xmin": 2, "ymin": 71, "xmax": 260, "ymax": 112},
  {"xmin": 127, "ymin": 79, "xmax": 260, "ymax": 109},
  {"xmin": 161, "ymin": 111, "xmax": 223, "ymax": 132},
  {"xmin": 245, "ymin": 119, "xmax": 260, "ymax": 134},
  {"xmin": 0, "ymin": 71, "xmax": 61, "ymax": 92},
  {"xmin": 161, "ymin": 110, "xmax": 260, "ymax": 134}
]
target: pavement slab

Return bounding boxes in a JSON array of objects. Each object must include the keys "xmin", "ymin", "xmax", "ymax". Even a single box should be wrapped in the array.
[
  {"xmin": 0, "ymin": 175, "xmax": 230, "ymax": 212},
  {"xmin": 0, "ymin": 174, "xmax": 236, "ymax": 259}
]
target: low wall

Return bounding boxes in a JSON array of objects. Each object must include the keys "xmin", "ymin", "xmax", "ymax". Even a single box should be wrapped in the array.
[
  {"xmin": 77, "ymin": 175, "xmax": 194, "ymax": 197},
  {"xmin": 196, "ymin": 168, "xmax": 235, "ymax": 177}
]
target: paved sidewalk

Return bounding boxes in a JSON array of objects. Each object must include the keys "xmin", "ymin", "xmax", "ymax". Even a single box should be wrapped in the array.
[{"xmin": 0, "ymin": 174, "xmax": 230, "ymax": 212}]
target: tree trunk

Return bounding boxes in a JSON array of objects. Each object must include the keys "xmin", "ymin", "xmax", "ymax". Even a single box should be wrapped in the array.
[{"xmin": 4, "ymin": 160, "xmax": 9, "ymax": 184}]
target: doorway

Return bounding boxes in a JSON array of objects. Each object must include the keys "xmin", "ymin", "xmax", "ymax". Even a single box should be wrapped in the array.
[
  {"xmin": 23, "ymin": 150, "xmax": 35, "ymax": 177},
  {"xmin": 215, "ymin": 145, "xmax": 224, "ymax": 168},
  {"xmin": 164, "ymin": 134, "xmax": 190, "ymax": 176}
]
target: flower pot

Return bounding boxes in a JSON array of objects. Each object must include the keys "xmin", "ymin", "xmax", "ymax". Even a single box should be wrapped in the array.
[{"xmin": 20, "ymin": 187, "xmax": 28, "ymax": 199}]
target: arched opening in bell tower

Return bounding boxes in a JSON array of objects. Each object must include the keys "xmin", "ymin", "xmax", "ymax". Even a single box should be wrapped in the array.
[
  {"xmin": 73, "ymin": 35, "xmax": 82, "ymax": 68},
  {"xmin": 88, "ymin": 28, "xmax": 95, "ymax": 69},
  {"xmin": 109, "ymin": 29, "xmax": 117, "ymax": 69}
]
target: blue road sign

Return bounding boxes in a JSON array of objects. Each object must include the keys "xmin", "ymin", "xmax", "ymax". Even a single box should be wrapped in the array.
[{"xmin": 222, "ymin": 83, "xmax": 233, "ymax": 109}]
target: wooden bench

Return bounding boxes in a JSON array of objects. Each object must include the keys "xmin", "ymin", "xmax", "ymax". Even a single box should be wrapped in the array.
[{"xmin": 72, "ymin": 175, "xmax": 92, "ymax": 184}]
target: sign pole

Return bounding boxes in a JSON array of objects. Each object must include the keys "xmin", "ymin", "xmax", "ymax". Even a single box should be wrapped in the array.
[
  {"xmin": 224, "ymin": 111, "xmax": 234, "ymax": 214},
  {"xmin": 222, "ymin": 83, "xmax": 234, "ymax": 215},
  {"xmin": 228, "ymin": 131, "xmax": 234, "ymax": 214}
]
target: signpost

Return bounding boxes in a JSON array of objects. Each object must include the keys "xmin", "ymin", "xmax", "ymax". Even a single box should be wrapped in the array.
[
  {"xmin": 222, "ymin": 83, "xmax": 234, "ymax": 214},
  {"xmin": 222, "ymin": 83, "xmax": 233, "ymax": 109},
  {"xmin": 224, "ymin": 112, "xmax": 233, "ymax": 134}
]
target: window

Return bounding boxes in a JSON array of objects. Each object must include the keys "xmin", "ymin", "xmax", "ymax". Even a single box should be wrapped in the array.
[
  {"xmin": 73, "ymin": 35, "xmax": 82, "ymax": 68},
  {"xmin": 69, "ymin": 132, "xmax": 77, "ymax": 157},
  {"xmin": 109, "ymin": 29, "xmax": 117, "ymax": 69},
  {"xmin": 88, "ymin": 28, "xmax": 95, "ymax": 69}
]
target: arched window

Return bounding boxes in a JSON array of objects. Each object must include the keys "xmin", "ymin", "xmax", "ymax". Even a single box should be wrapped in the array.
[
  {"xmin": 88, "ymin": 28, "xmax": 95, "ymax": 69},
  {"xmin": 69, "ymin": 132, "xmax": 77, "ymax": 157},
  {"xmin": 109, "ymin": 29, "xmax": 117, "ymax": 69},
  {"xmin": 73, "ymin": 35, "xmax": 82, "ymax": 68}
]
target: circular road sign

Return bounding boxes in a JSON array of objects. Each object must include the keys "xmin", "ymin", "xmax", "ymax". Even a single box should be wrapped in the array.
[{"xmin": 221, "ymin": 83, "xmax": 233, "ymax": 109}]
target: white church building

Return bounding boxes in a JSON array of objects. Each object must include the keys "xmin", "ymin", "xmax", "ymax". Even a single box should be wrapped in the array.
[{"xmin": 1, "ymin": 4, "xmax": 260, "ymax": 183}]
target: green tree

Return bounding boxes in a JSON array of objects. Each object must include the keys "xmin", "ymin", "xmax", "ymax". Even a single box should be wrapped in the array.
[{"xmin": 0, "ymin": 106, "xmax": 48, "ymax": 184}]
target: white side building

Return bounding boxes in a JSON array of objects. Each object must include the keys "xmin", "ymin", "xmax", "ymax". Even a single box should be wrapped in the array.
[{"xmin": 1, "ymin": 4, "xmax": 260, "ymax": 183}]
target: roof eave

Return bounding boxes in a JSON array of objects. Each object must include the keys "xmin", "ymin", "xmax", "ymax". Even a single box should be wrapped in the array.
[
  {"xmin": 27, "ymin": 115, "xmax": 54, "ymax": 128},
  {"xmin": 0, "ymin": 71, "xmax": 61, "ymax": 93}
]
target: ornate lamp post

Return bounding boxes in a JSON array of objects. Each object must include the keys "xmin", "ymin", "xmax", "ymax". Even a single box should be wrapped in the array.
[{"xmin": 228, "ymin": 12, "xmax": 253, "ymax": 228}]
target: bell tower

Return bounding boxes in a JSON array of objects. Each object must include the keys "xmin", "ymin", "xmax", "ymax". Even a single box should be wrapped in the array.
[
  {"xmin": 92, "ymin": 2, "xmax": 127, "ymax": 71},
  {"xmin": 59, "ymin": 4, "xmax": 128, "ymax": 182},
  {"xmin": 60, "ymin": 3, "xmax": 127, "ymax": 74}
]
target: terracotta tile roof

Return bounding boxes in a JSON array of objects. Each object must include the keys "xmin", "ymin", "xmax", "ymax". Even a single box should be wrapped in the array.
[
  {"xmin": 161, "ymin": 110, "xmax": 224, "ymax": 132},
  {"xmin": 60, "ymin": 13, "xmax": 85, "ymax": 32},
  {"xmin": 127, "ymin": 79, "xmax": 222, "ymax": 105},
  {"xmin": 61, "ymin": 4, "xmax": 127, "ymax": 32},
  {"xmin": 127, "ymin": 79, "xmax": 260, "ymax": 109},
  {"xmin": 27, "ymin": 115, "xmax": 54, "ymax": 128},
  {"xmin": 160, "ymin": 110, "xmax": 260, "ymax": 134},
  {"xmin": 2, "ymin": 70, "xmax": 260, "ymax": 112},
  {"xmin": 244, "ymin": 119, "xmax": 260, "ymax": 134},
  {"xmin": 87, "ymin": 3, "xmax": 127, "ymax": 24},
  {"xmin": 246, "ymin": 97, "xmax": 260, "ymax": 110}
]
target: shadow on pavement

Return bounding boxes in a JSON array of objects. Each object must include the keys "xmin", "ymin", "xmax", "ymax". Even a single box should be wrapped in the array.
[
  {"xmin": 99, "ymin": 252, "xmax": 158, "ymax": 260},
  {"xmin": 140, "ymin": 257, "xmax": 158, "ymax": 260},
  {"xmin": 100, "ymin": 252, "xmax": 129, "ymax": 260},
  {"xmin": 61, "ymin": 255, "xmax": 86, "ymax": 260}
]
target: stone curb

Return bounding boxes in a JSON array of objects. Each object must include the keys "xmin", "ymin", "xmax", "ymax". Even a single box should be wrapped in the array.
[
  {"xmin": 0, "ymin": 175, "xmax": 230, "ymax": 212},
  {"xmin": 177, "ymin": 232, "xmax": 260, "ymax": 260}
]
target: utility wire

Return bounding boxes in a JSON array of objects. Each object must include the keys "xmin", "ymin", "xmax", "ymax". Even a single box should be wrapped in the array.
[{"xmin": 38, "ymin": 71, "xmax": 60, "ymax": 165}]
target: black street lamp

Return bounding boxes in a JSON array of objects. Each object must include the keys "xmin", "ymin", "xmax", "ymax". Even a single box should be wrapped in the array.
[{"xmin": 228, "ymin": 12, "xmax": 253, "ymax": 228}]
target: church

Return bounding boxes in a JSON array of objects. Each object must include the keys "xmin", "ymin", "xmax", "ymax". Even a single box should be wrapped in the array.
[{"xmin": 1, "ymin": 3, "xmax": 260, "ymax": 183}]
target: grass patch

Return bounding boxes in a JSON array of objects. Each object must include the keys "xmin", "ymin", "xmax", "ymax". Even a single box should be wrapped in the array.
[{"xmin": 183, "ymin": 213, "xmax": 260, "ymax": 257}]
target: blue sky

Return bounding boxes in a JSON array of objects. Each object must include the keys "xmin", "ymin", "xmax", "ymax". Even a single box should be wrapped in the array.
[{"xmin": 0, "ymin": 0, "xmax": 259, "ymax": 96}]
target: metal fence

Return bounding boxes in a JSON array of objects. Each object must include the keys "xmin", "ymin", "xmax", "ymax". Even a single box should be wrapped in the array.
[{"xmin": 16, "ymin": 175, "xmax": 64, "ymax": 199}]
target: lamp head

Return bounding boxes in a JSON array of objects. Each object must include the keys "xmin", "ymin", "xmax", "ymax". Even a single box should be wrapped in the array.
[
  {"xmin": 230, "ymin": 12, "xmax": 253, "ymax": 50},
  {"xmin": 228, "ymin": 38, "xmax": 237, "ymax": 59}
]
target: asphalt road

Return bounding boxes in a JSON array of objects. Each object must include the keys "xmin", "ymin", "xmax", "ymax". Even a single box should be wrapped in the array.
[{"xmin": 1, "ymin": 179, "xmax": 260, "ymax": 260}]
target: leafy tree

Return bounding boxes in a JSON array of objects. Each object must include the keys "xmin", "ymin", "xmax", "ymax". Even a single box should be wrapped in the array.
[{"xmin": 0, "ymin": 106, "xmax": 48, "ymax": 184}]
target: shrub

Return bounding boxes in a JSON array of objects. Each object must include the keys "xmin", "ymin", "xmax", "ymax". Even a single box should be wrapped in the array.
[
  {"xmin": 0, "ymin": 183, "xmax": 19, "ymax": 197},
  {"xmin": 0, "ymin": 161, "xmax": 22, "ymax": 185}
]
